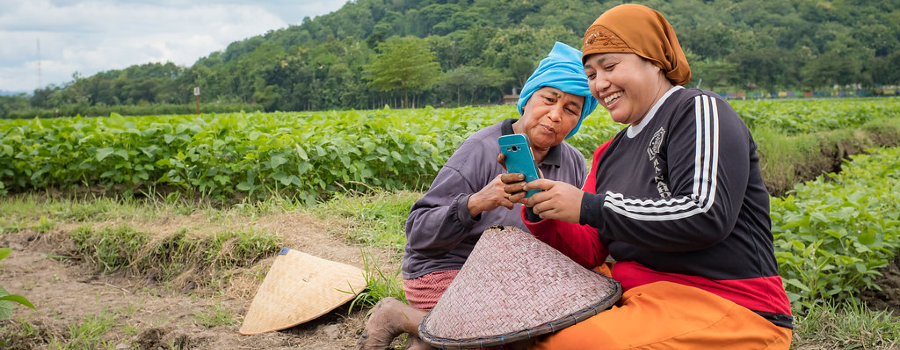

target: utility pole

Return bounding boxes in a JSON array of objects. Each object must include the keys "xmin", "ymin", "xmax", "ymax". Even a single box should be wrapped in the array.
[{"xmin": 194, "ymin": 87, "xmax": 200, "ymax": 115}]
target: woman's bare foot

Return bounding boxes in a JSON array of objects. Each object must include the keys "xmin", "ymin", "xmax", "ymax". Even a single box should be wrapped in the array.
[{"xmin": 357, "ymin": 298, "xmax": 422, "ymax": 350}]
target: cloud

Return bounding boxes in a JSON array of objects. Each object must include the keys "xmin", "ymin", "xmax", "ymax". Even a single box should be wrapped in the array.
[{"xmin": 0, "ymin": 0, "xmax": 348, "ymax": 92}]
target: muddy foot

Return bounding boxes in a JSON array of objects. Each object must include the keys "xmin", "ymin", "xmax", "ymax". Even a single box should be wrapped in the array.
[{"xmin": 357, "ymin": 298, "xmax": 411, "ymax": 350}]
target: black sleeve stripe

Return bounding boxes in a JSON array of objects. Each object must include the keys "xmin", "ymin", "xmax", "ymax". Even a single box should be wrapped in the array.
[{"xmin": 602, "ymin": 94, "xmax": 720, "ymax": 221}]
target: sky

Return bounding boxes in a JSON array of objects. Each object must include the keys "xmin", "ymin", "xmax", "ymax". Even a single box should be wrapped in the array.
[{"xmin": 0, "ymin": 0, "xmax": 351, "ymax": 93}]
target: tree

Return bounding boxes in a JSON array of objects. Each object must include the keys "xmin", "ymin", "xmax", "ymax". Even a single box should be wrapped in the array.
[
  {"xmin": 483, "ymin": 24, "xmax": 574, "ymax": 90},
  {"xmin": 365, "ymin": 36, "xmax": 442, "ymax": 108}
]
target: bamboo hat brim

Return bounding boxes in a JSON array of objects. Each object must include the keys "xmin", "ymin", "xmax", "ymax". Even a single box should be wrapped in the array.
[
  {"xmin": 239, "ymin": 247, "xmax": 367, "ymax": 335},
  {"xmin": 418, "ymin": 226, "xmax": 622, "ymax": 348}
]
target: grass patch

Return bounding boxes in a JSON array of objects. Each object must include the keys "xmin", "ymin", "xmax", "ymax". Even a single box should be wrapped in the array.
[
  {"xmin": 0, "ymin": 318, "xmax": 50, "ymax": 349},
  {"xmin": 793, "ymin": 299, "xmax": 900, "ymax": 349},
  {"xmin": 754, "ymin": 126, "xmax": 821, "ymax": 196},
  {"xmin": 348, "ymin": 250, "xmax": 405, "ymax": 312},
  {"xmin": 72, "ymin": 225, "xmax": 148, "ymax": 274},
  {"xmin": 70, "ymin": 224, "xmax": 282, "ymax": 283},
  {"xmin": 48, "ymin": 310, "xmax": 118, "ymax": 350},
  {"xmin": 204, "ymin": 229, "xmax": 284, "ymax": 269},
  {"xmin": 317, "ymin": 190, "xmax": 420, "ymax": 251},
  {"xmin": 754, "ymin": 117, "xmax": 900, "ymax": 196},
  {"xmin": 193, "ymin": 303, "xmax": 237, "ymax": 328}
]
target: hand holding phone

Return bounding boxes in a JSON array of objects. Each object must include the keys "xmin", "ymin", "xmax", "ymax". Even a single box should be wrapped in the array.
[{"xmin": 498, "ymin": 134, "xmax": 541, "ymax": 198}]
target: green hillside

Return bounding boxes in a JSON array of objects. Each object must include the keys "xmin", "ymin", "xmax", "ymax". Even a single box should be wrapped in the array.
[{"xmin": 5, "ymin": 0, "xmax": 900, "ymax": 117}]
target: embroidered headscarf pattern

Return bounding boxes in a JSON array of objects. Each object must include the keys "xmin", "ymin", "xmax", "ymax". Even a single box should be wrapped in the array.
[{"xmin": 582, "ymin": 4, "xmax": 692, "ymax": 86}]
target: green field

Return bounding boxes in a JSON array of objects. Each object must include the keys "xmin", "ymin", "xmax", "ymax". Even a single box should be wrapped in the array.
[{"xmin": 2, "ymin": 97, "xmax": 900, "ymax": 349}]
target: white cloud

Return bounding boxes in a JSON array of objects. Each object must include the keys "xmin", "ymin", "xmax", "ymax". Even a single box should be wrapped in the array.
[{"xmin": 0, "ymin": 0, "xmax": 348, "ymax": 92}]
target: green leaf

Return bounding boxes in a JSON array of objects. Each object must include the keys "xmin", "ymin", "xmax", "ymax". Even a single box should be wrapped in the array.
[
  {"xmin": 784, "ymin": 278, "xmax": 811, "ymax": 292},
  {"xmin": 269, "ymin": 155, "xmax": 287, "ymax": 169},
  {"xmin": 0, "ymin": 248, "xmax": 10, "ymax": 261},
  {"xmin": 214, "ymin": 175, "xmax": 230, "ymax": 185},
  {"xmin": 858, "ymin": 232, "xmax": 876, "ymax": 245},
  {"xmin": 271, "ymin": 172, "xmax": 291, "ymax": 186},
  {"xmin": 96, "ymin": 147, "xmax": 115, "ymax": 161},
  {"xmin": 810, "ymin": 212, "xmax": 829, "ymax": 223},
  {"xmin": 0, "ymin": 295, "xmax": 35, "ymax": 310},
  {"xmin": 295, "ymin": 145, "xmax": 309, "ymax": 161},
  {"xmin": 297, "ymin": 162, "xmax": 311, "ymax": 176},
  {"xmin": 113, "ymin": 149, "xmax": 129, "ymax": 160},
  {"xmin": 139, "ymin": 145, "xmax": 160, "ymax": 158},
  {"xmin": 288, "ymin": 175, "xmax": 302, "ymax": 187},
  {"xmin": 825, "ymin": 229, "xmax": 844, "ymax": 239}
]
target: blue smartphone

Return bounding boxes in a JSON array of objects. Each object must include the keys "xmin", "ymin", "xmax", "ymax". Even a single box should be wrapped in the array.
[{"xmin": 498, "ymin": 134, "xmax": 541, "ymax": 198}]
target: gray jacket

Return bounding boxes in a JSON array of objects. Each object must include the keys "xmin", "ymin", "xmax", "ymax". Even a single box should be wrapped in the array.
[{"xmin": 402, "ymin": 119, "xmax": 586, "ymax": 279}]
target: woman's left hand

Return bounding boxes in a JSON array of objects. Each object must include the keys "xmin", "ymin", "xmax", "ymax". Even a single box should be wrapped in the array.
[{"xmin": 522, "ymin": 179, "xmax": 584, "ymax": 223}]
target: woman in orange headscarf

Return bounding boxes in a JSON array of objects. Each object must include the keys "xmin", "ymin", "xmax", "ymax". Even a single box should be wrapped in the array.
[{"xmin": 503, "ymin": 4, "xmax": 793, "ymax": 349}]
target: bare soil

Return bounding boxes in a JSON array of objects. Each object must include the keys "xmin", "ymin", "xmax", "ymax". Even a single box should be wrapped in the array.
[
  {"xmin": 0, "ymin": 212, "xmax": 397, "ymax": 350},
  {"xmin": 3, "ymin": 208, "xmax": 900, "ymax": 350},
  {"xmin": 861, "ymin": 254, "xmax": 900, "ymax": 316}
]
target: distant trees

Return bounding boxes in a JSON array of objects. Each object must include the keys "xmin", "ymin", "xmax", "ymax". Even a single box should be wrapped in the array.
[
  {"xmin": 3, "ymin": 0, "xmax": 900, "ymax": 117},
  {"xmin": 365, "ymin": 37, "xmax": 442, "ymax": 108},
  {"xmin": 440, "ymin": 66, "xmax": 508, "ymax": 106}
]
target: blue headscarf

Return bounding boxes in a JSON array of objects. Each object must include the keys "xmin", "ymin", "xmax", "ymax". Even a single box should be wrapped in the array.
[{"xmin": 517, "ymin": 42, "xmax": 599, "ymax": 139}]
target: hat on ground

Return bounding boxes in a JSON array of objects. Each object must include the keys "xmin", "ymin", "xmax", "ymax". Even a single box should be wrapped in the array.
[
  {"xmin": 239, "ymin": 247, "xmax": 367, "ymax": 335},
  {"xmin": 418, "ymin": 226, "xmax": 622, "ymax": 348}
]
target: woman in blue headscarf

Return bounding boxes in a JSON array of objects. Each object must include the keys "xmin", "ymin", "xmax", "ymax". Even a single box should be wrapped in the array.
[{"xmin": 358, "ymin": 42, "xmax": 598, "ymax": 350}]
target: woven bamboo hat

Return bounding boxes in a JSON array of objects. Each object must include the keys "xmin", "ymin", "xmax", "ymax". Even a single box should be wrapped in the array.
[
  {"xmin": 418, "ymin": 226, "xmax": 621, "ymax": 349},
  {"xmin": 239, "ymin": 247, "xmax": 367, "ymax": 335}
]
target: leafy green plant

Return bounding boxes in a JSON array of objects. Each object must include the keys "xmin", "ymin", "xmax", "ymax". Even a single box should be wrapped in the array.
[
  {"xmin": 0, "ymin": 248, "xmax": 36, "ymax": 347},
  {"xmin": 2, "ymin": 99, "xmax": 897, "ymax": 203},
  {"xmin": 734, "ymin": 98, "xmax": 900, "ymax": 135},
  {"xmin": 771, "ymin": 148, "xmax": 900, "ymax": 309},
  {"xmin": 0, "ymin": 105, "xmax": 620, "ymax": 202}
]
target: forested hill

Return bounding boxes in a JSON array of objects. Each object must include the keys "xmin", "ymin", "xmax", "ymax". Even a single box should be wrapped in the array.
[{"xmin": 16, "ymin": 0, "xmax": 900, "ymax": 115}]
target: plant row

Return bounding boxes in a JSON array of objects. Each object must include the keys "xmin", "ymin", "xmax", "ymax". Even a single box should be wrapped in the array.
[
  {"xmin": 0, "ymin": 107, "xmax": 527, "ymax": 202},
  {"xmin": 2, "ymin": 98, "xmax": 898, "ymax": 201},
  {"xmin": 771, "ymin": 147, "xmax": 900, "ymax": 309},
  {"xmin": 733, "ymin": 97, "xmax": 900, "ymax": 135}
]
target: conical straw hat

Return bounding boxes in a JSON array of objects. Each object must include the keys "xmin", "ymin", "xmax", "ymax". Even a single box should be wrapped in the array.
[
  {"xmin": 239, "ymin": 247, "xmax": 367, "ymax": 335},
  {"xmin": 418, "ymin": 226, "xmax": 621, "ymax": 348}
]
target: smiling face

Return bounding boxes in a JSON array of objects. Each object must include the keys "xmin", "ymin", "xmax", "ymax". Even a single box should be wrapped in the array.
[
  {"xmin": 583, "ymin": 52, "xmax": 673, "ymax": 126},
  {"xmin": 514, "ymin": 86, "xmax": 585, "ymax": 153}
]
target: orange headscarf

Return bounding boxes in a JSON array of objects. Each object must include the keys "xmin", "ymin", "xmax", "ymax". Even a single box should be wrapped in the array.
[{"xmin": 582, "ymin": 4, "xmax": 691, "ymax": 86}]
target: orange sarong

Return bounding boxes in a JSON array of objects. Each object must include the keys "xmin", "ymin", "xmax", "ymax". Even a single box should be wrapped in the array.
[{"xmin": 530, "ymin": 277, "xmax": 792, "ymax": 350}]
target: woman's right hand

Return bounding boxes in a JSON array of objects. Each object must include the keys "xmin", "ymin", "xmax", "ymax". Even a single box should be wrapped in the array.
[
  {"xmin": 467, "ymin": 174, "xmax": 517, "ymax": 218},
  {"xmin": 500, "ymin": 172, "xmax": 529, "ymax": 205}
]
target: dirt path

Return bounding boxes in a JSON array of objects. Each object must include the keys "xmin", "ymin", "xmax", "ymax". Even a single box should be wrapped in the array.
[{"xmin": 0, "ymin": 212, "xmax": 396, "ymax": 350}]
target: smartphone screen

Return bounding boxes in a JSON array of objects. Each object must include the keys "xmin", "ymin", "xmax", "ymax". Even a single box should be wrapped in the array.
[{"xmin": 498, "ymin": 134, "xmax": 541, "ymax": 198}]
